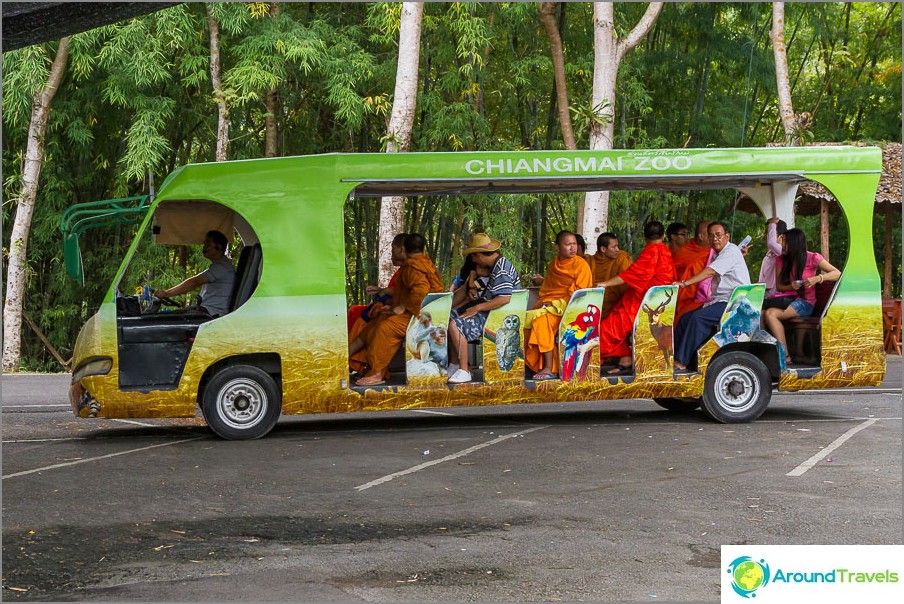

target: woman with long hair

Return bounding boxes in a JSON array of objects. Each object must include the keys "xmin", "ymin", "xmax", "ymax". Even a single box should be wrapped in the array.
[{"xmin": 763, "ymin": 228, "xmax": 841, "ymax": 364}]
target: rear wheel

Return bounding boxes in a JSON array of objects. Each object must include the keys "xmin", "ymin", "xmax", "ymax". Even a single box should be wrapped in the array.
[
  {"xmin": 653, "ymin": 397, "xmax": 701, "ymax": 413},
  {"xmin": 702, "ymin": 351, "xmax": 771, "ymax": 423},
  {"xmin": 201, "ymin": 365, "xmax": 281, "ymax": 439}
]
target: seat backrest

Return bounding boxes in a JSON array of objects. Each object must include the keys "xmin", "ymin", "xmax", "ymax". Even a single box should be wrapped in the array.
[
  {"xmin": 229, "ymin": 244, "xmax": 262, "ymax": 312},
  {"xmin": 813, "ymin": 280, "xmax": 836, "ymax": 317}
]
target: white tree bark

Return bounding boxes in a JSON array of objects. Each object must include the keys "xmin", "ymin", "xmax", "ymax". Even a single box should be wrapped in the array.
[
  {"xmin": 377, "ymin": 2, "xmax": 424, "ymax": 283},
  {"xmin": 771, "ymin": 2, "xmax": 799, "ymax": 146},
  {"xmin": 581, "ymin": 2, "xmax": 663, "ymax": 253},
  {"xmin": 3, "ymin": 38, "xmax": 70, "ymax": 372},
  {"xmin": 208, "ymin": 6, "xmax": 229, "ymax": 161}
]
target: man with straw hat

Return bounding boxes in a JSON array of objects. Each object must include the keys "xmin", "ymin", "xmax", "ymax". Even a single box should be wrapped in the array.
[{"xmin": 447, "ymin": 233, "xmax": 520, "ymax": 384}]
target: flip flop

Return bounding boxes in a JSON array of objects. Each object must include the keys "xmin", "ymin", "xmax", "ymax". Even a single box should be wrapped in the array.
[
  {"xmin": 606, "ymin": 365, "xmax": 633, "ymax": 376},
  {"xmin": 532, "ymin": 371, "xmax": 558, "ymax": 381},
  {"xmin": 355, "ymin": 375, "xmax": 385, "ymax": 386}
]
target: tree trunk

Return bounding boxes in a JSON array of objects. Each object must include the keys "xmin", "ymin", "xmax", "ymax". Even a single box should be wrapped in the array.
[
  {"xmin": 771, "ymin": 2, "xmax": 799, "ymax": 146},
  {"xmin": 3, "ymin": 37, "xmax": 70, "ymax": 372},
  {"xmin": 264, "ymin": 89, "xmax": 279, "ymax": 157},
  {"xmin": 581, "ymin": 2, "xmax": 662, "ymax": 253},
  {"xmin": 207, "ymin": 6, "xmax": 229, "ymax": 161},
  {"xmin": 538, "ymin": 2, "xmax": 576, "ymax": 150},
  {"xmin": 378, "ymin": 2, "xmax": 424, "ymax": 283}
]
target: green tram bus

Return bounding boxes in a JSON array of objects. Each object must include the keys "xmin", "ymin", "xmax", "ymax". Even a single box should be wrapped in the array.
[{"xmin": 63, "ymin": 147, "xmax": 885, "ymax": 439}]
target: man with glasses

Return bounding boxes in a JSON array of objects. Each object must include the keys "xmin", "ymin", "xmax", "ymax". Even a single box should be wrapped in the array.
[
  {"xmin": 672, "ymin": 221, "xmax": 750, "ymax": 371},
  {"xmin": 673, "ymin": 219, "xmax": 714, "ymax": 322}
]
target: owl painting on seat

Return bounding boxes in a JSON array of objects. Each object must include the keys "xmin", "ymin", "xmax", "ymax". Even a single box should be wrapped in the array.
[{"xmin": 495, "ymin": 314, "xmax": 521, "ymax": 372}]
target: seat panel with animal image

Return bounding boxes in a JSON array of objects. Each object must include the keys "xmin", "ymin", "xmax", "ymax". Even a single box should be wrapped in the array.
[
  {"xmin": 632, "ymin": 285, "xmax": 678, "ymax": 376},
  {"xmin": 404, "ymin": 292, "xmax": 453, "ymax": 389},
  {"xmin": 481, "ymin": 289, "xmax": 529, "ymax": 385},
  {"xmin": 557, "ymin": 288, "xmax": 605, "ymax": 382}
]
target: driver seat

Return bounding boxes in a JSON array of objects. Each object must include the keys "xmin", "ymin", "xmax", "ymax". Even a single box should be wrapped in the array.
[{"xmin": 229, "ymin": 244, "xmax": 262, "ymax": 312}]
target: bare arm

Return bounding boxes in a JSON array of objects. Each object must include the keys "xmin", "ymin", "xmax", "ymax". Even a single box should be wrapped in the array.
[
  {"xmin": 457, "ymin": 295, "xmax": 512, "ymax": 319},
  {"xmin": 154, "ymin": 273, "xmax": 208, "ymax": 298},
  {"xmin": 675, "ymin": 266, "xmax": 716, "ymax": 289}
]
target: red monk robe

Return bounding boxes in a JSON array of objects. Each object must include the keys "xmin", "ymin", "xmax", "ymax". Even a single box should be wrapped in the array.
[
  {"xmin": 597, "ymin": 242, "xmax": 676, "ymax": 358},
  {"xmin": 524, "ymin": 256, "xmax": 593, "ymax": 375},
  {"xmin": 357, "ymin": 255, "xmax": 444, "ymax": 380},
  {"xmin": 672, "ymin": 239, "xmax": 712, "ymax": 321}
]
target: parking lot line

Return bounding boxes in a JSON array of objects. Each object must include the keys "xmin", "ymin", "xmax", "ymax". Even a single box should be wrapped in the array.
[
  {"xmin": 354, "ymin": 426, "xmax": 547, "ymax": 491},
  {"xmin": 2, "ymin": 436, "xmax": 205, "ymax": 480},
  {"xmin": 786, "ymin": 418, "xmax": 879, "ymax": 477}
]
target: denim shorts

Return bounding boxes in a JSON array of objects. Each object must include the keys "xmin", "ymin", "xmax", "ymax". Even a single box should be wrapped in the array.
[{"xmin": 789, "ymin": 299, "xmax": 815, "ymax": 317}]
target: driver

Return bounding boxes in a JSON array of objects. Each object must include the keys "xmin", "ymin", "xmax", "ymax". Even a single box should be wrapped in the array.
[{"xmin": 154, "ymin": 230, "xmax": 236, "ymax": 318}]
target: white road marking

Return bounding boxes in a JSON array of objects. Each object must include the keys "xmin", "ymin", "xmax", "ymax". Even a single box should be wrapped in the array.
[
  {"xmin": 773, "ymin": 388, "xmax": 901, "ymax": 396},
  {"xmin": 786, "ymin": 418, "xmax": 879, "ymax": 477},
  {"xmin": 409, "ymin": 409, "xmax": 457, "ymax": 416},
  {"xmin": 2, "ymin": 437, "xmax": 205, "ymax": 480},
  {"xmin": 355, "ymin": 426, "xmax": 546, "ymax": 491},
  {"xmin": 3, "ymin": 437, "xmax": 90, "ymax": 443},
  {"xmin": 111, "ymin": 418, "xmax": 163, "ymax": 428},
  {"xmin": 2, "ymin": 404, "xmax": 70, "ymax": 408}
]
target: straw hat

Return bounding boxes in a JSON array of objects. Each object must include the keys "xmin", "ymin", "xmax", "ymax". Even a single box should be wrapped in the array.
[{"xmin": 462, "ymin": 233, "xmax": 501, "ymax": 255}]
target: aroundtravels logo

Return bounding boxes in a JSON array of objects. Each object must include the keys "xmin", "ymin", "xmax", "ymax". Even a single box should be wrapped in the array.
[{"xmin": 726, "ymin": 556, "xmax": 771, "ymax": 598}]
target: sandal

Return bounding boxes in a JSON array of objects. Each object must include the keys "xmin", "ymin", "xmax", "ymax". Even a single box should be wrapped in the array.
[
  {"xmin": 355, "ymin": 375, "xmax": 385, "ymax": 387},
  {"xmin": 606, "ymin": 364, "xmax": 632, "ymax": 376},
  {"xmin": 532, "ymin": 371, "xmax": 558, "ymax": 381}
]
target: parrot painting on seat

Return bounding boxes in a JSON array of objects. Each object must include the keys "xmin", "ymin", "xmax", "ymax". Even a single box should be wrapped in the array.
[{"xmin": 561, "ymin": 304, "xmax": 600, "ymax": 380}]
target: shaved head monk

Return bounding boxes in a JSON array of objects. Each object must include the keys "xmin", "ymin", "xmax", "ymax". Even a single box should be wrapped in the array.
[
  {"xmin": 524, "ymin": 230, "xmax": 593, "ymax": 380},
  {"xmin": 673, "ymin": 219, "xmax": 713, "ymax": 321},
  {"xmin": 350, "ymin": 233, "xmax": 444, "ymax": 386},
  {"xmin": 586, "ymin": 232, "xmax": 633, "ymax": 316}
]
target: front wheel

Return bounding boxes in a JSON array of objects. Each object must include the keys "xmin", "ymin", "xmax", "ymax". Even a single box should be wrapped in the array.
[
  {"xmin": 702, "ymin": 351, "xmax": 771, "ymax": 423},
  {"xmin": 201, "ymin": 365, "xmax": 281, "ymax": 439}
]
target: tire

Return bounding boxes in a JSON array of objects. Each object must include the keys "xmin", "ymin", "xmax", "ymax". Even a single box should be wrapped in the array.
[
  {"xmin": 653, "ymin": 397, "xmax": 701, "ymax": 413},
  {"xmin": 701, "ymin": 351, "xmax": 771, "ymax": 423},
  {"xmin": 201, "ymin": 365, "xmax": 281, "ymax": 440}
]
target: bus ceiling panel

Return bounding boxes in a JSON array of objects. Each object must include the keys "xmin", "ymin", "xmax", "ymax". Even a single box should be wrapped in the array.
[{"xmin": 348, "ymin": 174, "xmax": 809, "ymax": 198}]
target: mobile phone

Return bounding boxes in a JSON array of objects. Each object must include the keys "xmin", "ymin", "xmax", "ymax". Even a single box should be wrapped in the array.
[{"xmin": 738, "ymin": 235, "xmax": 752, "ymax": 248}]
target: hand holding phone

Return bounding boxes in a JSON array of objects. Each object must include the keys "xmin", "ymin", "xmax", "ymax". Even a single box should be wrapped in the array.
[{"xmin": 738, "ymin": 235, "xmax": 752, "ymax": 248}]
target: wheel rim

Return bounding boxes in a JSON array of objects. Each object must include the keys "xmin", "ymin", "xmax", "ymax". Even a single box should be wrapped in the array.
[
  {"xmin": 713, "ymin": 363, "xmax": 760, "ymax": 413},
  {"xmin": 216, "ymin": 378, "xmax": 267, "ymax": 429}
]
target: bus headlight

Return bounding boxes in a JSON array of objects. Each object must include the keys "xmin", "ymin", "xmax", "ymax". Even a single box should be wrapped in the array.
[{"xmin": 72, "ymin": 357, "xmax": 113, "ymax": 383}]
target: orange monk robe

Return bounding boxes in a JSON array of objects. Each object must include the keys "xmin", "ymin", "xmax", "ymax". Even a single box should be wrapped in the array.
[
  {"xmin": 348, "ymin": 270, "xmax": 400, "ymax": 332},
  {"xmin": 524, "ymin": 256, "xmax": 593, "ymax": 374},
  {"xmin": 348, "ymin": 270, "xmax": 401, "ymax": 373},
  {"xmin": 359, "ymin": 255, "xmax": 444, "ymax": 379},
  {"xmin": 583, "ymin": 250, "xmax": 633, "ymax": 316},
  {"xmin": 672, "ymin": 239, "xmax": 712, "ymax": 321},
  {"xmin": 597, "ymin": 243, "xmax": 676, "ymax": 358}
]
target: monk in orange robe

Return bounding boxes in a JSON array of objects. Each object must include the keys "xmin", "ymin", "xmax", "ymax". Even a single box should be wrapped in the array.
[
  {"xmin": 524, "ymin": 231, "xmax": 593, "ymax": 379},
  {"xmin": 595, "ymin": 221, "xmax": 676, "ymax": 374},
  {"xmin": 673, "ymin": 220, "xmax": 713, "ymax": 321},
  {"xmin": 350, "ymin": 233, "xmax": 444, "ymax": 386},
  {"xmin": 348, "ymin": 234, "xmax": 406, "ymax": 332},
  {"xmin": 348, "ymin": 235, "xmax": 406, "ymax": 374},
  {"xmin": 585, "ymin": 232, "xmax": 633, "ymax": 316}
]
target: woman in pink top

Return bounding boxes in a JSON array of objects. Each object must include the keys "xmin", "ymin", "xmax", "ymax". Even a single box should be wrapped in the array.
[{"xmin": 763, "ymin": 228, "xmax": 841, "ymax": 364}]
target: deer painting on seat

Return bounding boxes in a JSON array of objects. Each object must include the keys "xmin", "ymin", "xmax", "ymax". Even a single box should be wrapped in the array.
[{"xmin": 642, "ymin": 289, "xmax": 673, "ymax": 365}]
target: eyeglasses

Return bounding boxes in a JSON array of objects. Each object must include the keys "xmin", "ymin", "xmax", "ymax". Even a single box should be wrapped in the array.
[
  {"xmin": 676, "ymin": 232, "xmax": 689, "ymax": 237},
  {"xmin": 708, "ymin": 232, "xmax": 727, "ymax": 240}
]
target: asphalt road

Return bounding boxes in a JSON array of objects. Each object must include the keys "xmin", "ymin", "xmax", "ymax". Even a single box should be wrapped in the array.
[{"xmin": 2, "ymin": 359, "xmax": 902, "ymax": 602}]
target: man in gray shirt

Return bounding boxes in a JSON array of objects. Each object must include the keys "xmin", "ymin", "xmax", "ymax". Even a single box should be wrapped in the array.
[
  {"xmin": 154, "ymin": 230, "xmax": 236, "ymax": 317},
  {"xmin": 672, "ymin": 221, "xmax": 750, "ymax": 370}
]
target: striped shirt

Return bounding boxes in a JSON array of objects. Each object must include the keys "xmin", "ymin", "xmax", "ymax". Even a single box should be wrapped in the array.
[{"xmin": 480, "ymin": 255, "xmax": 519, "ymax": 301}]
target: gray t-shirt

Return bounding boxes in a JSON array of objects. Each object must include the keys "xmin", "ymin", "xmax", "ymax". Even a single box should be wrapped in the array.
[
  {"xmin": 200, "ymin": 257, "xmax": 236, "ymax": 317},
  {"xmin": 705, "ymin": 242, "xmax": 750, "ymax": 306}
]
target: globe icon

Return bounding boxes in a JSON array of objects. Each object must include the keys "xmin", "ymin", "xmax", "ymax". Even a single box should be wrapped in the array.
[{"xmin": 733, "ymin": 560, "xmax": 765, "ymax": 592}]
